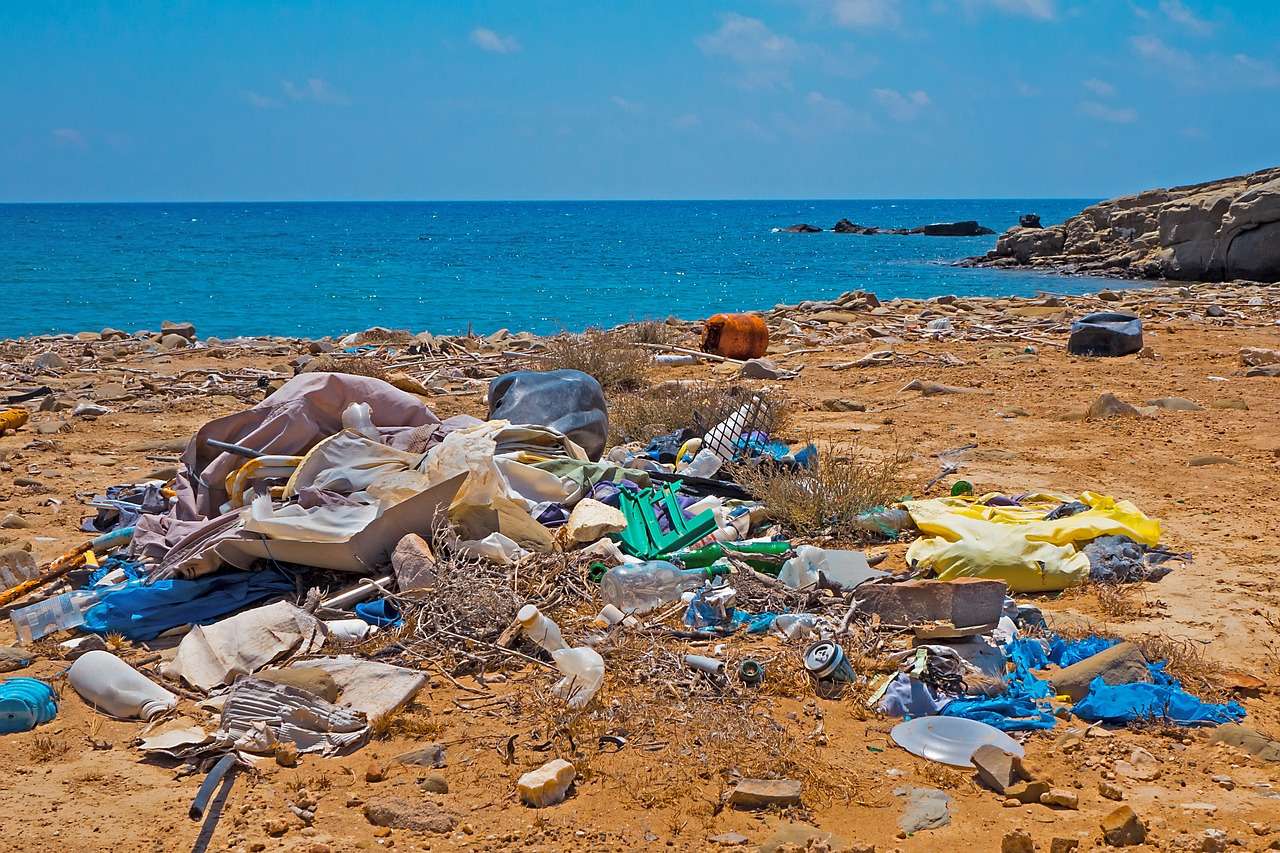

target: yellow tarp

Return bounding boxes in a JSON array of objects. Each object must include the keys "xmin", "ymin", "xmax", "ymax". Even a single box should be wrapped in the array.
[{"xmin": 904, "ymin": 491, "xmax": 1161, "ymax": 593}]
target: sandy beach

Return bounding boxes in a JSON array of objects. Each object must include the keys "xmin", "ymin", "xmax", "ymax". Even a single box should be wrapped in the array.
[{"xmin": 1, "ymin": 279, "xmax": 1278, "ymax": 852}]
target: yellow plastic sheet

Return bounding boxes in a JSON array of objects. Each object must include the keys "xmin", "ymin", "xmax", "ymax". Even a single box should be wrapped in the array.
[{"xmin": 904, "ymin": 491, "xmax": 1161, "ymax": 593}]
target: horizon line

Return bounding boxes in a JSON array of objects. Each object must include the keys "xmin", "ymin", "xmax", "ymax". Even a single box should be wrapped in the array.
[{"xmin": 0, "ymin": 196, "xmax": 1101, "ymax": 205}]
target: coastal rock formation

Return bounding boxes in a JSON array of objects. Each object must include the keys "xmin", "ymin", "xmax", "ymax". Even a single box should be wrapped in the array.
[
  {"xmin": 966, "ymin": 166, "xmax": 1280, "ymax": 281},
  {"xmin": 781, "ymin": 223, "xmax": 822, "ymax": 233},
  {"xmin": 821, "ymin": 219, "xmax": 995, "ymax": 236}
]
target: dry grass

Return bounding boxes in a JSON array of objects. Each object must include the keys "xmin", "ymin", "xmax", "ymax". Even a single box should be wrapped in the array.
[
  {"xmin": 1134, "ymin": 634, "xmax": 1228, "ymax": 703},
  {"xmin": 539, "ymin": 328, "xmax": 651, "ymax": 392},
  {"xmin": 300, "ymin": 354, "xmax": 388, "ymax": 380},
  {"xmin": 28, "ymin": 733, "xmax": 70, "ymax": 763},
  {"xmin": 733, "ymin": 440, "xmax": 910, "ymax": 540},
  {"xmin": 609, "ymin": 382, "xmax": 788, "ymax": 447},
  {"xmin": 104, "ymin": 632, "xmax": 129, "ymax": 652},
  {"xmin": 372, "ymin": 706, "xmax": 447, "ymax": 742},
  {"xmin": 623, "ymin": 319, "xmax": 676, "ymax": 345}
]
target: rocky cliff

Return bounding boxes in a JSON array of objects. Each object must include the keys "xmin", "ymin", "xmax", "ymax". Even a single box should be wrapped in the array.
[{"xmin": 964, "ymin": 166, "xmax": 1280, "ymax": 282}]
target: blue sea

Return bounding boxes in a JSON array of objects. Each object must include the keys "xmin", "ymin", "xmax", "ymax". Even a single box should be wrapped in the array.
[{"xmin": 0, "ymin": 199, "xmax": 1107, "ymax": 340}]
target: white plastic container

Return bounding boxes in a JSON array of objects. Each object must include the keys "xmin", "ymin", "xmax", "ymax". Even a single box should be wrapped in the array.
[
  {"xmin": 67, "ymin": 650, "xmax": 178, "ymax": 720},
  {"xmin": 772, "ymin": 613, "xmax": 819, "ymax": 641},
  {"xmin": 517, "ymin": 604, "xmax": 568, "ymax": 653},
  {"xmin": 591, "ymin": 604, "xmax": 638, "ymax": 630},
  {"xmin": 341, "ymin": 401, "xmax": 380, "ymax": 440},
  {"xmin": 324, "ymin": 618, "xmax": 379, "ymax": 643},
  {"xmin": 778, "ymin": 545, "xmax": 878, "ymax": 591},
  {"xmin": 551, "ymin": 647, "xmax": 604, "ymax": 709}
]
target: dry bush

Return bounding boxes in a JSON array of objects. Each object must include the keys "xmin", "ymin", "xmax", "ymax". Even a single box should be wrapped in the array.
[
  {"xmin": 540, "ymin": 328, "xmax": 651, "ymax": 392},
  {"xmin": 1134, "ymin": 634, "xmax": 1228, "ymax": 703},
  {"xmin": 609, "ymin": 382, "xmax": 788, "ymax": 447},
  {"xmin": 371, "ymin": 705, "xmax": 447, "ymax": 742},
  {"xmin": 623, "ymin": 319, "xmax": 676, "ymax": 345},
  {"xmin": 28, "ymin": 733, "xmax": 69, "ymax": 763},
  {"xmin": 300, "ymin": 354, "xmax": 387, "ymax": 380},
  {"xmin": 733, "ymin": 441, "xmax": 909, "ymax": 540}
]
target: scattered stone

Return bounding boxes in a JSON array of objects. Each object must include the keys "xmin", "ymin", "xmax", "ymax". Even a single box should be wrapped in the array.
[
  {"xmin": 1196, "ymin": 828, "xmax": 1229, "ymax": 853},
  {"xmin": 1137, "ymin": 346, "xmax": 1160, "ymax": 360},
  {"xmin": 1100, "ymin": 805, "xmax": 1146, "ymax": 847},
  {"xmin": 0, "ymin": 645, "xmax": 33, "ymax": 673},
  {"xmin": 1115, "ymin": 747, "xmax": 1161, "ymax": 781},
  {"xmin": 898, "ymin": 787, "xmax": 951, "ymax": 833},
  {"xmin": 365, "ymin": 760, "xmax": 387, "ymax": 783},
  {"xmin": 31, "ymin": 350, "xmax": 68, "ymax": 373},
  {"xmin": 901, "ymin": 378, "xmax": 977, "ymax": 396},
  {"xmin": 1097, "ymin": 290, "xmax": 1122, "ymax": 301},
  {"xmin": 1211, "ymin": 774, "xmax": 1234, "ymax": 790},
  {"xmin": 1050, "ymin": 641, "xmax": 1151, "ymax": 702},
  {"xmin": 518, "ymin": 759, "xmax": 577, "ymax": 808},
  {"xmin": 1098, "ymin": 780, "xmax": 1125, "ymax": 801},
  {"xmin": 1206, "ymin": 304, "xmax": 1227, "ymax": 317},
  {"xmin": 1005, "ymin": 780, "xmax": 1052, "ymax": 805},
  {"xmin": 35, "ymin": 420, "xmax": 70, "ymax": 435},
  {"xmin": 161, "ymin": 320, "xmax": 196, "ymax": 339},
  {"xmin": 563, "ymin": 498, "xmax": 627, "ymax": 544},
  {"xmin": 1002, "ymin": 828, "xmax": 1036, "ymax": 853},
  {"xmin": 395, "ymin": 743, "xmax": 447, "ymax": 768},
  {"xmin": 391, "ymin": 533, "xmax": 436, "ymax": 590},
  {"xmin": 0, "ymin": 514, "xmax": 31, "ymax": 530},
  {"xmin": 1187, "ymin": 455, "xmax": 1236, "ymax": 466},
  {"xmin": 971, "ymin": 744, "xmax": 1032, "ymax": 794},
  {"xmin": 159, "ymin": 333, "xmax": 192, "ymax": 350},
  {"xmin": 1208, "ymin": 724, "xmax": 1280, "ymax": 762},
  {"xmin": 417, "ymin": 774, "xmax": 448, "ymax": 795},
  {"xmin": 1180, "ymin": 802, "xmax": 1218, "ymax": 815},
  {"xmin": 1086, "ymin": 392, "xmax": 1140, "ymax": 420},
  {"xmin": 820, "ymin": 398, "xmax": 866, "ymax": 412},
  {"xmin": 1040, "ymin": 789, "xmax": 1079, "ymax": 809},
  {"xmin": 1147, "ymin": 397, "xmax": 1202, "ymax": 411},
  {"xmin": 728, "ymin": 778, "xmax": 802, "ymax": 810},
  {"xmin": 1240, "ymin": 347, "xmax": 1280, "ymax": 367},
  {"xmin": 737, "ymin": 358, "xmax": 792, "ymax": 380},
  {"xmin": 1050, "ymin": 838, "xmax": 1080, "ymax": 853},
  {"xmin": 273, "ymin": 741, "xmax": 299, "ymax": 768},
  {"xmin": 707, "ymin": 832, "xmax": 749, "ymax": 847},
  {"xmin": 100, "ymin": 328, "xmax": 128, "ymax": 341},
  {"xmin": 757, "ymin": 824, "xmax": 850, "ymax": 853},
  {"xmin": 37, "ymin": 395, "xmax": 71, "ymax": 412},
  {"xmin": 362, "ymin": 796, "xmax": 458, "ymax": 834},
  {"xmin": 263, "ymin": 818, "xmax": 289, "ymax": 837}
]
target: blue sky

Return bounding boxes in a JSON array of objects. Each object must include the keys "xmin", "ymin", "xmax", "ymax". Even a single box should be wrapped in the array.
[{"xmin": 2, "ymin": 0, "xmax": 1277, "ymax": 201}]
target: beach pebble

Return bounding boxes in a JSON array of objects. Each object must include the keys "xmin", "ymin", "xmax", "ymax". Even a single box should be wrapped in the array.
[
  {"xmin": 100, "ymin": 328, "xmax": 128, "ymax": 341},
  {"xmin": 30, "ymin": 350, "xmax": 68, "ymax": 373},
  {"xmin": 160, "ymin": 333, "xmax": 192, "ymax": 350},
  {"xmin": 161, "ymin": 320, "xmax": 196, "ymax": 339}
]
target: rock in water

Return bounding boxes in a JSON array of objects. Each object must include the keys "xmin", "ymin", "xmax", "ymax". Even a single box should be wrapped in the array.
[
  {"xmin": 915, "ymin": 220, "xmax": 995, "ymax": 236},
  {"xmin": 781, "ymin": 223, "xmax": 822, "ymax": 233},
  {"xmin": 967, "ymin": 166, "xmax": 1280, "ymax": 281}
]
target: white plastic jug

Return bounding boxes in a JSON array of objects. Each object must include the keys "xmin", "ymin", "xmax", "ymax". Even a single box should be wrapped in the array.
[
  {"xmin": 551, "ymin": 647, "xmax": 604, "ymax": 709},
  {"xmin": 67, "ymin": 650, "xmax": 178, "ymax": 720},
  {"xmin": 325, "ymin": 618, "xmax": 379, "ymax": 643}
]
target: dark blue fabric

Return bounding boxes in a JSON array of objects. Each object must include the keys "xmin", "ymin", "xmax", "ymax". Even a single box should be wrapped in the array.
[{"xmin": 83, "ymin": 568, "xmax": 295, "ymax": 641}]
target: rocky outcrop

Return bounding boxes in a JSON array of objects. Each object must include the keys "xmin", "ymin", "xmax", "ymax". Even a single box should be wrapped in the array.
[
  {"xmin": 965, "ymin": 166, "xmax": 1280, "ymax": 281},
  {"xmin": 781, "ymin": 223, "xmax": 822, "ymax": 233},
  {"xmin": 820, "ymin": 219, "xmax": 994, "ymax": 236}
]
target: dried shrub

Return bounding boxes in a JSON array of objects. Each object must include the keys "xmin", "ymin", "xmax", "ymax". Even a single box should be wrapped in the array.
[
  {"xmin": 733, "ymin": 441, "xmax": 909, "ymax": 540},
  {"xmin": 1134, "ymin": 634, "xmax": 1228, "ymax": 703},
  {"xmin": 623, "ymin": 319, "xmax": 676, "ymax": 345},
  {"xmin": 28, "ymin": 734, "xmax": 69, "ymax": 763},
  {"xmin": 300, "ymin": 354, "xmax": 388, "ymax": 380},
  {"xmin": 609, "ymin": 382, "xmax": 788, "ymax": 447},
  {"xmin": 540, "ymin": 328, "xmax": 651, "ymax": 392}
]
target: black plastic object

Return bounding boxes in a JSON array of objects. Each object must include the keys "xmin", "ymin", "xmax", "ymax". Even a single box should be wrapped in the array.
[
  {"xmin": 487, "ymin": 369, "xmax": 608, "ymax": 461},
  {"xmin": 1068, "ymin": 312, "xmax": 1143, "ymax": 357}
]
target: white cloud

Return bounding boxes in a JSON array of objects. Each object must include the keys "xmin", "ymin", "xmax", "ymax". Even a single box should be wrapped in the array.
[
  {"xmin": 1158, "ymin": 0, "xmax": 1214, "ymax": 35},
  {"xmin": 871, "ymin": 87, "xmax": 930, "ymax": 120},
  {"xmin": 610, "ymin": 95, "xmax": 642, "ymax": 113},
  {"xmin": 1079, "ymin": 100, "xmax": 1138, "ymax": 123},
  {"xmin": 1130, "ymin": 34, "xmax": 1196, "ymax": 70},
  {"xmin": 961, "ymin": 0, "xmax": 1057, "ymax": 20},
  {"xmin": 1082, "ymin": 78, "xmax": 1115, "ymax": 97},
  {"xmin": 245, "ymin": 91, "xmax": 281, "ymax": 109},
  {"xmin": 828, "ymin": 0, "xmax": 901, "ymax": 29},
  {"xmin": 470, "ymin": 26, "xmax": 520, "ymax": 54},
  {"xmin": 696, "ymin": 13, "xmax": 797, "ymax": 64},
  {"xmin": 1234, "ymin": 53, "xmax": 1280, "ymax": 87},
  {"xmin": 51, "ymin": 128, "xmax": 87, "ymax": 149},
  {"xmin": 282, "ymin": 78, "xmax": 350, "ymax": 105}
]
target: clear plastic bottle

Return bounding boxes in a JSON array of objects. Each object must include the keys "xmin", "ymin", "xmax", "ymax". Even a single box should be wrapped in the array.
[
  {"xmin": 551, "ymin": 647, "xmax": 604, "ymax": 709},
  {"xmin": 599, "ymin": 561, "xmax": 710, "ymax": 615},
  {"xmin": 679, "ymin": 448, "xmax": 723, "ymax": 479},
  {"xmin": 10, "ymin": 589, "xmax": 102, "ymax": 645},
  {"xmin": 517, "ymin": 604, "xmax": 568, "ymax": 653}
]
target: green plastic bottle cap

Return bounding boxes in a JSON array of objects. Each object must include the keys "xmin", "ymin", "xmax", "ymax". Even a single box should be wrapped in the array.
[{"xmin": 950, "ymin": 480, "xmax": 974, "ymax": 496}]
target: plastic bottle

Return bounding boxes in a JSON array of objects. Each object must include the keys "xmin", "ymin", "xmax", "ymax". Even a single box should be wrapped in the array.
[
  {"xmin": 10, "ymin": 589, "xmax": 102, "ymax": 645},
  {"xmin": 778, "ymin": 546, "xmax": 877, "ymax": 591},
  {"xmin": 551, "ymin": 647, "xmax": 604, "ymax": 709},
  {"xmin": 591, "ymin": 604, "xmax": 638, "ymax": 630},
  {"xmin": 702, "ymin": 395, "xmax": 765, "ymax": 459},
  {"xmin": 850, "ymin": 507, "xmax": 915, "ymax": 538},
  {"xmin": 341, "ymin": 401, "xmax": 380, "ymax": 440},
  {"xmin": 517, "ymin": 604, "xmax": 568, "ymax": 653},
  {"xmin": 67, "ymin": 650, "xmax": 178, "ymax": 720},
  {"xmin": 599, "ymin": 561, "xmax": 716, "ymax": 615},
  {"xmin": 772, "ymin": 613, "xmax": 820, "ymax": 641},
  {"xmin": 325, "ymin": 618, "xmax": 379, "ymax": 643},
  {"xmin": 679, "ymin": 448, "xmax": 724, "ymax": 479}
]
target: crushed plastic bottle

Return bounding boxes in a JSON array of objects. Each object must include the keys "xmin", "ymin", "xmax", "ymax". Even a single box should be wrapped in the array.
[
  {"xmin": 551, "ymin": 647, "xmax": 604, "ymax": 709},
  {"xmin": 599, "ymin": 561, "xmax": 715, "ymax": 616},
  {"xmin": 678, "ymin": 448, "xmax": 724, "ymax": 479},
  {"xmin": 517, "ymin": 604, "xmax": 568, "ymax": 653},
  {"xmin": 850, "ymin": 507, "xmax": 915, "ymax": 538}
]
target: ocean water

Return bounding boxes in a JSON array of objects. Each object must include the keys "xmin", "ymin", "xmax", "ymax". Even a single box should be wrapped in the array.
[{"xmin": 0, "ymin": 199, "xmax": 1108, "ymax": 340}]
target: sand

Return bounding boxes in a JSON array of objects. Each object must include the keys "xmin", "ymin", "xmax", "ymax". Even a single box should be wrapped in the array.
[{"xmin": 1, "ymin": 283, "xmax": 1278, "ymax": 852}]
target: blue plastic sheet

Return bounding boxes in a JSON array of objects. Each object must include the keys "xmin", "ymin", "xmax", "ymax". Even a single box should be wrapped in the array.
[
  {"xmin": 942, "ymin": 695, "xmax": 1056, "ymax": 731},
  {"xmin": 1074, "ymin": 667, "xmax": 1246, "ymax": 726},
  {"xmin": 83, "ymin": 568, "xmax": 296, "ymax": 641}
]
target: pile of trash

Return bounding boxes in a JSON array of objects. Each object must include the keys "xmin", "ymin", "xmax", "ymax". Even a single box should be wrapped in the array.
[{"xmin": 0, "ymin": 354, "xmax": 1248, "ymax": 818}]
